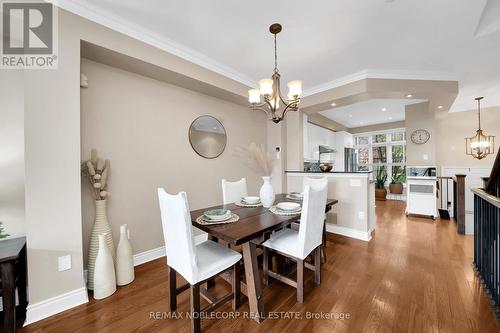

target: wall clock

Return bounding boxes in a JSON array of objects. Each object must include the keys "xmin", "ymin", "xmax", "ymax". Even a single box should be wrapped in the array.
[{"xmin": 410, "ymin": 129, "xmax": 430, "ymax": 144}]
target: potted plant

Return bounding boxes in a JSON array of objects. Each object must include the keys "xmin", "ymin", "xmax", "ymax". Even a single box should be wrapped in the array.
[
  {"xmin": 375, "ymin": 166, "xmax": 388, "ymax": 201},
  {"xmin": 389, "ymin": 168, "xmax": 406, "ymax": 194}
]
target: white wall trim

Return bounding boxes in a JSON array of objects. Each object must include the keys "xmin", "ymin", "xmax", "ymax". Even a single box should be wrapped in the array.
[
  {"xmin": 132, "ymin": 232, "xmax": 207, "ymax": 266},
  {"xmin": 54, "ymin": 0, "xmax": 256, "ymax": 87},
  {"xmin": 24, "ymin": 287, "xmax": 88, "ymax": 326},
  {"xmin": 302, "ymin": 69, "xmax": 458, "ymax": 97},
  {"xmin": 133, "ymin": 246, "xmax": 166, "ymax": 266},
  {"xmin": 326, "ymin": 223, "xmax": 372, "ymax": 242},
  {"xmin": 52, "ymin": 1, "xmax": 460, "ymax": 98}
]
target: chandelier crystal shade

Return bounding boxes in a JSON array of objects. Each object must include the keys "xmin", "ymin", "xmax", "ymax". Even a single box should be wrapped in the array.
[
  {"xmin": 248, "ymin": 23, "xmax": 302, "ymax": 124},
  {"xmin": 465, "ymin": 97, "xmax": 495, "ymax": 160}
]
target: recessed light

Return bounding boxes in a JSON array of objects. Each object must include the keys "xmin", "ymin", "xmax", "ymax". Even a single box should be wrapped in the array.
[
  {"xmin": 437, "ymin": 105, "xmax": 443, "ymax": 109},
  {"xmin": 406, "ymin": 94, "xmax": 413, "ymax": 98},
  {"xmin": 389, "ymin": 117, "xmax": 393, "ymax": 120},
  {"xmin": 331, "ymin": 102, "xmax": 336, "ymax": 106},
  {"xmin": 359, "ymin": 121, "xmax": 364, "ymax": 125},
  {"xmin": 349, "ymin": 114, "xmax": 353, "ymax": 118},
  {"xmin": 381, "ymin": 107, "xmax": 387, "ymax": 112}
]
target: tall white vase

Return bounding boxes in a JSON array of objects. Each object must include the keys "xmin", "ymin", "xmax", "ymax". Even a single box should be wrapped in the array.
[
  {"xmin": 116, "ymin": 224, "xmax": 135, "ymax": 286},
  {"xmin": 93, "ymin": 233, "xmax": 117, "ymax": 299},
  {"xmin": 259, "ymin": 176, "xmax": 275, "ymax": 208},
  {"xmin": 88, "ymin": 199, "xmax": 115, "ymax": 290}
]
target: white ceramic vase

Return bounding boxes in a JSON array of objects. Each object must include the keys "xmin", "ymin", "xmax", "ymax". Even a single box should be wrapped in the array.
[
  {"xmin": 93, "ymin": 233, "xmax": 117, "ymax": 299},
  {"xmin": 259, "ymin": 176, "xmax": 275, "ymax": 208},
  {"xmin": 88, "ymin": 199, "xmax": 115, "ymax": 290},
  {"xmin": 116, "ymin": 224, "xmax": 135, "ymax": 286}
]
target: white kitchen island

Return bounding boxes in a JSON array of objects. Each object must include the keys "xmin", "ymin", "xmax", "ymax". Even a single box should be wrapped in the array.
[{"xmin": 287, "ymin": 171, "xmax": 376, "ymax": 241}]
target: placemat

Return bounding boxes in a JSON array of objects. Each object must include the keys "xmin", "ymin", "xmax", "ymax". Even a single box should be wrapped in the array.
[
  {"xmin": 269, "ymin": 206, "xmax": 302, "ymax": 216},
  {"xmin": 235, "ymin": 201, "xmax": 263, "ymax": 208},
  {"xmin": 196, "ymin": 213, "xmax": 240, "ymax": 225}
]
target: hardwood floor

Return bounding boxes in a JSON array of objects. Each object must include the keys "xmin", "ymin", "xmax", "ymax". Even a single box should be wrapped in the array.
[{"xmin": 21, "ymin": 200, "xmax": 500, "ymax": 332}]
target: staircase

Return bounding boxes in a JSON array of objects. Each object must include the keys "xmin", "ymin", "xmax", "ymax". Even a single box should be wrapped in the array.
[{"xmin": 472, "ymin": 150, "xmax": 500, "ymax": 318}]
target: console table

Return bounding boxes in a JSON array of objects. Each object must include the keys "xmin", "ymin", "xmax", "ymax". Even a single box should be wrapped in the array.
[{"xmin": 0, "ymin": 237, "xmax": 27, "ymax": 333}]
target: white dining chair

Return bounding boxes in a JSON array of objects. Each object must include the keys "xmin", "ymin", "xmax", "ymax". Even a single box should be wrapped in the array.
[
  {"xmin": 221, "ymin": 178, "xmax": 248, "ymax": 204},
  {"xmin": 262, "ymin": 177, "xmax": 328, "ymax": 303},
  {"xmin": 304, "ymin": 177, "xmax": 329, "ymax": 263},
  {"xmin": 157, "ymin": 188, "xmax": 242, "ymax": 333}
]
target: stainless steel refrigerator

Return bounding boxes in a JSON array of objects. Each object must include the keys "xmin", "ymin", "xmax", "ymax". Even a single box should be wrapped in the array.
[{"xmin": 344, "ymin": 147, "xmax": 358, "ymax": 172}]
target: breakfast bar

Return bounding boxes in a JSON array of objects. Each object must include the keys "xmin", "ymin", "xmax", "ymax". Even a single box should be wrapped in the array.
[{"xmin": 286, "ymin": 171, "xmax": 376, "ymax": 241}]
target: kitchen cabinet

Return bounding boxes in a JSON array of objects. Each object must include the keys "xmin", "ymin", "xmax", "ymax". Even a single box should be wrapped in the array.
[
  {"xmin": 303, "ymin": 121, "xmax": 336, "ymax": 161},
  {"xmin": 333, "ymin": 131, "xmax": 353, "ymax": 171}
]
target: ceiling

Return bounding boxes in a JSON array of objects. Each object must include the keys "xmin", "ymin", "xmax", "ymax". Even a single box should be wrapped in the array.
[
  {"xmin": 320, "ymin": 98, "xmax": 426, "ymax": 128},
  {"xmin": 62, "ymin": 0, "xmax": 500, "ymax": 112}
]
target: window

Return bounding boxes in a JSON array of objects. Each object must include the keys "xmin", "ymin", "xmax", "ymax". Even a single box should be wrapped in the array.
[
  {"xmin": 354, "ymin": 128, "xmax": 406, "ymax": 183},
  {"xmin": 372, "ymin": 146, "xmax": 387, "ymax": 164},
  {"xmin": 355, "ymin": 136, "xmax": 369, "ymax": 145},
  {"xmin": 373, "ymin": 134, "xmax": 386, "ymax": 143}
]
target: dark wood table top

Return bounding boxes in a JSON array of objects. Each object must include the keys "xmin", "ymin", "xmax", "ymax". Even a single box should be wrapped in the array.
[
  {"xmin": 0, "ymin": 237, "xmax": 26, "ymax": 263},
  {"xmin": 191, "ymin": 194, "xmax": 338, "ymax": 246}
]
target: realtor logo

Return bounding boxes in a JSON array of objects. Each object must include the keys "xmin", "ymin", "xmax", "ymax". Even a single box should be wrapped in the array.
[{"xmin": 1, "ymin": 1, "xmax": 58, "ymax": 69}]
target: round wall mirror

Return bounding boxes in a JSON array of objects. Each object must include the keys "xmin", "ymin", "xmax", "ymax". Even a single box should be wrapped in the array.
[{"xmin": 189, "ymin": 116, "xmax": 227, "ymax": 159}]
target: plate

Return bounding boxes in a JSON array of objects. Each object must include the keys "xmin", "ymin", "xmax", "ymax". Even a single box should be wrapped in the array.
[
  {"xmin": 289, "ymin": 192, "xmax": 303, "ymax": 199},
  {"xmin": 277, "ymin": 202, "xmax": 301, "ymax": 212},
  {"xmin": 242, "ymin": 196, "xmax": 260, "ymax": 204},
  {"xmin": 204, "ymin": 209, "xmax": 231, "ymax": 221}
]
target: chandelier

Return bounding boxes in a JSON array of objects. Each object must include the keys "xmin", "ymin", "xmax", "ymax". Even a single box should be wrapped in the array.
[
  {"xmin": 465, "ymin": 97, "xmax": 495, "ymax": 160},
  {"xmin": 248, "ymin": 23, "xmax": 302, "ymax": 124}
]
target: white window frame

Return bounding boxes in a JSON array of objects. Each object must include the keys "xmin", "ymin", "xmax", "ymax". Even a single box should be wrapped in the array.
[{"xmin": 354, "ymin": 128, "xmax": 406, "ymax": 180}]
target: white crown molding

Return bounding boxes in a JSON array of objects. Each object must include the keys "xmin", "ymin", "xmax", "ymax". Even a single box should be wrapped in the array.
[
  {"xmin": 24, "ymin": 287, "xmax": 88, "ymax": 326},
  {"xmin": 52, "ymin": 0, "xmax": 256, "ymax": 87},
  {"xmin": 52, "ymin": 1, "xmax": 462, "ymax": 100},
  {"xmin": 302, "ymin": 69, "xmax": 459, "ymax": 97}
]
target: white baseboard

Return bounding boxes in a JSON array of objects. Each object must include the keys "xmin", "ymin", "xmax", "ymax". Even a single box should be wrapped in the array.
[
  {"xmin": 24, "ymin": 287, "xmax": 88, "ymax": 326},
  {"xmin": 133, "ymin": 246, "xmax": 166, "ymax": 266},
  {"xmin": 25, "ymin": 234, "xmax": 211, "ymax": 326},
  {"xmin": 326, "ymin": 224, "xmax": 372, "ymax": 242},
  {"xmin": 132, "ymin": 233, "xmax": 207, "ymax": 267}
]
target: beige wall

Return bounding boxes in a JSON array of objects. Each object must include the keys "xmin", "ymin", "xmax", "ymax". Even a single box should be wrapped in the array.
[
  {"xmin": 22, "ymin": 8, "xmax": 261, "ymax": 311},
  {"xmin": 308, "ymin": 113, "xmax": 347, "ymax": 132},
  {"xmin": 0, "ymin": 70, "xmax": 25, "ymax": 238},
  {"xmin": 349, "ymin": 120, "xmax": 405, "ymax": 134},
  {"xmin": 267, "ymin": 121, "xmax": 287, "ymax": 193},
  {"xmin": 286, "ymin": 111, "xmax": 304, "ymax": 172},
  {"xmin": 405, "ymin": 102, "xmax": 436, "ymax": 165},
  {"xmin": 436, "ymin": 106, "xmax": 500, "ymax": 167},
  {"xmin": 80, "ymin": 59, "xmax": 266, "ymax": 260}
]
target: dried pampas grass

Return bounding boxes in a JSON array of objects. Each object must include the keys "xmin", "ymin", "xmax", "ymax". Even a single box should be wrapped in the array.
[{"xmin": 234, "ymin": 142, "xmax": 273, "ymax": 176}]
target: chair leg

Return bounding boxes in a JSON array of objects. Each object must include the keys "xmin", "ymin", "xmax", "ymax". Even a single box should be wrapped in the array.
[
  {"xmin": 263, "ymin": 247, "xmax": 269, "ymax": 286},
  {"xmin": 190, "ymin": 283, "xmax": 201, "ymax": 333},
  {"xmin": 206, "ymin": 236, "xmax": 219, "ymax": 289},
  {"xmin": 314, "ymin": 246, "xmax": 321, "ymax": 285},
  {"xmin": 297, "ymin": 259, "xmax": 304, "ymax": 303},
  {"xmin": 168, "ymin": 266, "xmax": 177, "ymax": 311},
  {"xmin": 232, "ymin": 263, "xmax": 241, "ymax": 310},
  {"xmin": 321, "ymin": 222, "xmax": 327, "ymax": 264}
]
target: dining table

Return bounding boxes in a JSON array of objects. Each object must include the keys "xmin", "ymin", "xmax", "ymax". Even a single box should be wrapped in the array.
[{"xmin": 190, "ymin": 193, "xmax": 338, "ymax": 323}]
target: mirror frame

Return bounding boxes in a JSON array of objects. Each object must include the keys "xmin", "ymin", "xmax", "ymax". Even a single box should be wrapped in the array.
[{"xmin": 188, "ymin": 115, "xmax": 227, "ymax": 159}]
